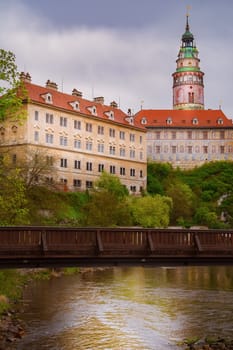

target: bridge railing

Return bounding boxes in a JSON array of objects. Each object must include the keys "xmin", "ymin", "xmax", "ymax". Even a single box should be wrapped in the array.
[{"xmin": 0, "ymin": 227, "xmax": 233, "ymax": 259}]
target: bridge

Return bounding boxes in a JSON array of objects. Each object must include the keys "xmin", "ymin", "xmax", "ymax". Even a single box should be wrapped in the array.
[{"xmin": 0, "ymin": 227, "xmax": 233, "ymax": 268}]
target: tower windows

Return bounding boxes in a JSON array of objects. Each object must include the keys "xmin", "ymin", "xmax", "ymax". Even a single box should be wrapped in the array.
[{"xmin": 188, "ymin": 92, "xmax": 194, "ymax": 103}]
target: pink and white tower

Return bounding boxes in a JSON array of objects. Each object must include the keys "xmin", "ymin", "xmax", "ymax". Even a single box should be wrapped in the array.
[{"xmin": 172, "ymin": 14, "xmax": 204, "ymax": 110}]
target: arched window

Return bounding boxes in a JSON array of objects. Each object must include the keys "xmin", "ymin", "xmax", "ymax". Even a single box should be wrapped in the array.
[
  {"xmin": 141, "ymin": 117, "xmax": 147, "ymax": 125},
  {"xmin": 192, "ymin": 118, "xmax": 198, "ymax": 125}
]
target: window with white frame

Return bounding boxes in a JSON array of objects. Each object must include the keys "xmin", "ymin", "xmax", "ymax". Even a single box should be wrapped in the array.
[
  {"xmin": 109, "ymin": 128, "xmax": 115, "ymax": 137},
  {"xmin": 86, "ymin": 181, "xmax": 93, "ymax": 189},
  {"xmin": 130, "ymin": 168, "xmax": 135, "ymax": 177},
  {"xmin": 86, "ymin": 162, "xmax": 92, "ymax": 171},
  {"xmin": 45, "ymin": 133, "xmax": 54, "ymax": 144},
  {"xmin": 74, "ymin": 160, "xmax": 81, "ymax": 169},
  {"xmin": 74, "ymin": 120, "xmax": 81, "ymax": 130},
  {"xmin": 46, "ymin": 113, "xmax": 53, "ymax": 124},
  {"xmin": 130, "ymin": 185, "xmax": 136, "ymax": 192},
  {"xmin": 73, "ymin": 179, "xmax": 81, "ymax": 187},
  {"xmin": 74, "ymin": 139, "xmax": 81, "ymax": 149},
  {"xmin": 60, "ymin": 158, "xmax": 67, "ymax": 168},
  {"xmin": 60, "ymin": 136, "xmax": 68, "ymax": 146},
  {"xmin": 86, "ymin": 141, "xmax": 93, "ymax": 151},
  {"xmin": 86, "ymin": 123, "xmax": 92, "ymax": 132},
  {"xmin": 98, "ymin": 164, "xmax": 104, "ymax": 172},
  {"xmin": 110, "ymin": 165, "xmax": 116, "ymax": 174},
  {"xmin": 120, "ymin": 167, "xmax": 125, "ymax": 175},
  {"xmin": 34, "ymin": 131, "xmax": 39, "ymax": 142},
  {"xmin": 130, "ymin": 133, "xmax": 135, "ymax": 142},
  {"xmin": 34, "ymin": 110, "xmax": 39, "ymax": 121},
  {"xmin": 98, "ymin": 143, "xmax": 104, "ymax": 153},
  {"xmin": 98, "ymin": 125, "xmax": 104, "ymax": 135},
  {"xmin": 120, "ymin": 148, "xmax": 125, "ymax": 157},
  {"xmin": 119, "ymin": 131, "xmax": 125, "ymax": 140},
  {"xmin": 130, "ymin": 149, "xmax": 135, "ymax": 158},
  {"xmin": 109, "ymin": 145, "xmax": 116, "ymax": 155},
  {"xmin": 60, "ymin": 116, "xmax": 67, "ymax": 127}
]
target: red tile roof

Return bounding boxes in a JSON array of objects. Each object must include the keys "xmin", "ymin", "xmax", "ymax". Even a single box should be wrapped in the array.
[
  {"xmin": 135, "ymin": 109, "xmax": 233, "ymax": 128},
  {"xmin": 24, "ymin": 81, "xmax": 145, "ymax": 130}
]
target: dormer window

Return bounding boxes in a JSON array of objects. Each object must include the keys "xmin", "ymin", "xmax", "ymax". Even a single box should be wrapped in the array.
[
  {"xmin": 87, "ymin": 106, "xmax": 97, "ymax": 116},
  {"xmin": 217, "ymin": 118, "xmax": 223, "ymax": 125},
  {"xmin": 129, "ymin": 117, "xmax": 134, "ymax": 125},
  {"xmin": 166, "ymin": 117, "xmax": 172, "ymax": 125},
  {"xmin": 141, "ymin": 117, "xmax": 147, "ymax": 125},
  {"xmin": 70, "ymin": 101, "xmax": 80, "ymax": 111},
  {"xmin": 105, "ymin": 110, "xmax": 114, "ymax": 120},
  {"xmin": 41, "ymin": 92, "xmax": 53, "ymax": 104},
  {"xmin": 192, "ymin": 118, "xmax": 199, "ymax": 125}
]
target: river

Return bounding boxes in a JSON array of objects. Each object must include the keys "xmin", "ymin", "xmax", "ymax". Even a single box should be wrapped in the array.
[{"xmin": 16, "ymin": 266, "xmax": 233, "ymax": 350}]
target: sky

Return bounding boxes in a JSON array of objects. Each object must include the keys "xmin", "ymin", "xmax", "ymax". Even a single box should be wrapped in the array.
[{"xmin": 0, "ymin": 0, "xmax": 233, "ymax": 117}]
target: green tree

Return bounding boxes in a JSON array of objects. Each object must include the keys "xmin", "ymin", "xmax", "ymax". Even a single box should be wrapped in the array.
[
  {"xmin": 0, "ymin": 49, "xmax": 26, "ymax": 121},
  {"xmin": 166, "ymin": 181, "xmax": 196, "ymax": 225},
  {"xmin": 95, "ymin": 171, "xmax": 129, "ymax": 198},
  {"xmin": 194, "ymin": 206, "xmax": 220, "ymax": 228},
  {"xmin": 0, "ymin": 161, "xmax": 29, "ymax": 225},
  {"xmin": 147, "ymin": 162, "xmax": 172, "ymax": 194},
  {"xmin": 83, "ymin": 172, "xmax": 132, "ymax": 226},
  {"xmin": 130, "ymin": 195, "xmax": 172, "ymax": 228}
]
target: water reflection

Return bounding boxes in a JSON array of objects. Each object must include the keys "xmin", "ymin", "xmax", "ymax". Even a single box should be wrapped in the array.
[{"xmin": 17, "ymin": 267, "xmax": 233, "ymax": 350}]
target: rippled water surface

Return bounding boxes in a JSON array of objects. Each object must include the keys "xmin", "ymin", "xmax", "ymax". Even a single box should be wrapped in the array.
[{"xmin": 17, "ymin": 266, "xmax": 233, "ymax": 349}]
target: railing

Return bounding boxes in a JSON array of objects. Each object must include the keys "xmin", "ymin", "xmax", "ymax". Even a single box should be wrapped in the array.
[{"xmin": 0, "ymin": 227, "xmax": 233, "ymax": 268}]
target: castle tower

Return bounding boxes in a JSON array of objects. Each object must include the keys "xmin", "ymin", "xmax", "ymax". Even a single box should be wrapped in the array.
[{"xmin": 172, "ymin": 15, "xmax": 204, "ymax": 110}]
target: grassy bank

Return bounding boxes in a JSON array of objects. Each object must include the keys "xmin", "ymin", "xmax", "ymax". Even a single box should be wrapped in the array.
[
  {"xmin": 0, "ymin": 267, "xmax": 80, "ymax": 316},
  {"xmin": 0, "ymin": 270, "xmax": 26, "ymax": 315}
]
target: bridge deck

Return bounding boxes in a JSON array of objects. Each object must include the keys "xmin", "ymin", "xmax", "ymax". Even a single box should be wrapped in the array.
[{"xmin": 0, "ymin": 227, "xmax": 233, "ymax": 268}]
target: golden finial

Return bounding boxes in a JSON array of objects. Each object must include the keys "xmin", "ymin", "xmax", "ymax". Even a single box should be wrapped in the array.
[{"xmin": 186, "ymin": 5, "xmax": 191, "ymax": 17}]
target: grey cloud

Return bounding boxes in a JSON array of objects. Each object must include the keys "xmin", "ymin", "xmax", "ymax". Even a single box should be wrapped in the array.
[{"xmin": 0, "ymin": 1, "xmax": 233, "ymax": 117}]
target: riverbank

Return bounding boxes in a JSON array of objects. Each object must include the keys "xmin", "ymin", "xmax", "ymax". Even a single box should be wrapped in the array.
[
  {"xmin": 0, "ymin": 310, "xmax": 25, "ymax": 350},
  {"xmin": 0, "ymin": 267, "xmax": 108, "ymax": 349},
  {"xmin": 183, "ymin": 337, "xmax": 233, "ymax": 349},
  {"xmin": 0, "ymin": 267, "xmax": 80, "ymax": 349}
]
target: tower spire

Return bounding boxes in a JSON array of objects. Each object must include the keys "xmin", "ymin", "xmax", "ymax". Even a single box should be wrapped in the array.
[
  {"xmin": 172, "ymin": 13, "xmax": 205, "ymax": 110},
  {"xmin": 186, "ymin": 15, "xmax": 189, "ymax": 31}
]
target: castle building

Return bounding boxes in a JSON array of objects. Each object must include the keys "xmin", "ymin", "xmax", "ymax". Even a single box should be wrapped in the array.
[
  {"xmin": 135, "ymin": 15, "xmax": 233, "ymax": 169},
  {"xmin": 0, "ymin": 74, "xmax": 147, "ymax": 193}
]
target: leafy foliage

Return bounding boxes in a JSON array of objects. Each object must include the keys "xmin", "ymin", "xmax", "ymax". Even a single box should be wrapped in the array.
[
  {"xmin": 147, "ymin": 161, "xmax": 233, "ymax": 228},
  {"xmin": 82, "ymin": 172, "xmax": 132, "ymax": 226},
  {"xmin": 0, "ymin": 160, "xmax": 29, "ymax": 225},
  {"xmin": 0, "ymin": 49, "xmax": 27, "ymax": 121},
  {"xmin": 130, "ymin": 195, "xmax": 172, "ymax": 228}
]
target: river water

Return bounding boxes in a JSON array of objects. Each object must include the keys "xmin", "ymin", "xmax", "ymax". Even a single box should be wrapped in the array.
[{"xmin": 17, "ymin": 266, "xmax": 233, "ymax": 350}]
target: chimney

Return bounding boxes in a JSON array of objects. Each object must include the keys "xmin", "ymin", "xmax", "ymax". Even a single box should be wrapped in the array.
[
  {"xmin": 20, "ymin": 72, "xmax": 32, "ymax": 83},
  {"xmin": 110, "ymin": 101, "xmax": 118, "ymax": 108},
  {"xmin": 72, "ymin": 88, "xmax": 83, "ymax": 98},
  {"xmin": 46, "ymin": 80, "xmax": 58, "ymax": 91},
  {"xmin": 93, "ymin": 96, "xmax": 104, "ymax": 105}
]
